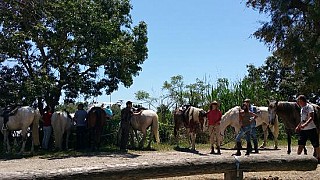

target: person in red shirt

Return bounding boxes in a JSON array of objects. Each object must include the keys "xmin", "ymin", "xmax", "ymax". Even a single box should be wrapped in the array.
[
  {"xmin": 41, "ymin": 106, "xmax": 52, "ymax": 150},
  {"xmin": 207, "ymin": 101, "xmax": 222, "ymax": 154}
]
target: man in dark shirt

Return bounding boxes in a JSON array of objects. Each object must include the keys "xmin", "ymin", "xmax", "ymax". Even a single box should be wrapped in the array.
[{"xmin": 119, "ymin": 101, "xmax": 134, "ymax": 151}]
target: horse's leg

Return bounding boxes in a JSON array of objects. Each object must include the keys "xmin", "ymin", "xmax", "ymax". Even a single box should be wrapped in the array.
[
  {"xmin": 3, "ymin": 131, "xmax": 11, "ymax": 153},
  {"xmin": 174, "ymin": 125, "xmax": 179, "ymax": 147},
  {"xmin": 66, "ymin": 131, "xmax": 70, "ymax": 150},
  {"xmin": 260, "ymin": 124, "xmax": 268, "ymax": 148},
  {"xmin": 286, "ymin": 129, "xmax": 291, "ymax": 154},
  {"xmin": 139, "ymin": 129, "xmax": 147, "ymax": 149},
  {"xmin": 269, "ymin": 125, "xmax": 279, "ymax": 149},
  {"xmin": 190, "ymin": 133, "xmax": 196, "ymax": 151},
  {"xmin": 186, "ymin": 128, "xmax": 191, "ymax": 148},
  {"xmin": 19, "ymin": 129, "xmax": 28, "ymax": 154},
  {"xmin": 147, "ymin": 127, "xmax": 153, "ymax": 149}
]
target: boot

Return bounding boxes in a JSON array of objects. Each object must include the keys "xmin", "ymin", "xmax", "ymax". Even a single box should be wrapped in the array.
[
  {"xmin": 210, "ymin": 146, "xmax": 215, "ymax": 154},
  {"xmin": 232, "ymin": 142, "xmax": 241, "ymax": 156},
  {"xmin": 216, "ymin": 146, "xmax": 221, "ymax": 155},
  {"xmin": 245, "ymin": 141, "xmax": 251, "ymax": 156},
  {"xmin": 253, "ymin": 140, "xmax": 259, "ymax": 153}
]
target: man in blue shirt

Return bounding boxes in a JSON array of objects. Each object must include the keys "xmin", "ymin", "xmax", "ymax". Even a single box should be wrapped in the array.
[
  {"xmin": 74, "ymin": 103, "xmax": 87, "ymax": 150},
  {"xmin": 244, "ymin": 98, "xmax": 259, "ymax": 153}
]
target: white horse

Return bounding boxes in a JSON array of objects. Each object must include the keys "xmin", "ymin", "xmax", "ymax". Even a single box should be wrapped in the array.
[
  {"xmin": 130, "ymin": 110, "xmax": 160, "ymax": 149},
  {"xmin": 173, "ymin": 106, "xmax": 207, "ymax": 151},
  {"xmin": 0, "ymin": 106, "xmax": 40, "ymax": 153},
  {"xmin": 51, "ymin": 111, "xmax": 73, "ymax": 150},
  {"xmin": 220, "ymin": 106, "xmax": 279, "ymax": 149}
]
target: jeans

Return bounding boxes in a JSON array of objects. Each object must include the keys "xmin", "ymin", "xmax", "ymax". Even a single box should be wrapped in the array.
[
  {"xmin": 236, "ymin": 125, "xmax": 251, "ymax": 142},
  {"xmin": 42, "ymin": 126, "xmax": 52, "ymax": 149},
  {"xmin": 76, "ymin": 126, "xmax": 87, "ymax": 149},
  {"xmin": 251, "ymin": 120, "xmax": 257, "ymax": 141}
]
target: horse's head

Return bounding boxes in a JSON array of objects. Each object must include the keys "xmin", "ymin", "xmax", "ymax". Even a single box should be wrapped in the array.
[
  {"xmin": 198, "ymin": 109, "xmax": 207, "ymax": 132},
  {"xmin": 267, "ymin": 100, "xmax": 278, "ymax": 125}
]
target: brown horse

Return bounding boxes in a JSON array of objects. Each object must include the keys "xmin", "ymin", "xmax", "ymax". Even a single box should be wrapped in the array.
[
  {"xmin": 268, "ymin": 100, "xmax": 320, "ymax": 154},
  {"xmin": 173, "ymin": 106, "xmax": 207, "ymax": 151},
  {"xmin": 87, "ymin": 107, "xmax": 106, "ymax": 150}
]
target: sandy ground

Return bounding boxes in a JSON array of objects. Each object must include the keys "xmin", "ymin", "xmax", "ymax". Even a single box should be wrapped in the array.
[{"xmin": 0, "ymin": 146, "xmax": 319, "ymax": 180}]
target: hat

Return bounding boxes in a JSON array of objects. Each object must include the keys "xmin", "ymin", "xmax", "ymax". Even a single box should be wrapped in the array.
[
  {"xmin": 244, "ymin": 98, "xmax": 251, "ymax": 102},
  {"xmin": 211, "ymin": 101, "xmax": 219, "ymax": 106}
]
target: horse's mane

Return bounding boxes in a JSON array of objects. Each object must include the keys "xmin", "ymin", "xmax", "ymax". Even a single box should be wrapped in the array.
[{"xmin": 222, "ymin": 106, "xmax": 240, "ymax": 119}]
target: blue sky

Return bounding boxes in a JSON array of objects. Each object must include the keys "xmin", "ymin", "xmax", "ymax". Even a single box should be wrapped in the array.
[{"xmin": 94, "ymin": 0, "xmax": 272, "ymax": 105}]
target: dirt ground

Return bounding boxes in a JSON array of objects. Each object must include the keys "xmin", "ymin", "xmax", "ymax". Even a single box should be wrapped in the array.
[{"xmin": 0, "ymin": 146, "xmax": 319, "ymax": 180}]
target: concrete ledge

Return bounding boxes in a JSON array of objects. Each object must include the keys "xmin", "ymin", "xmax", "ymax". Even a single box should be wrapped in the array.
[{"xmin": 21, "ymin": 154, "xmax": 317, "ymax": 180}]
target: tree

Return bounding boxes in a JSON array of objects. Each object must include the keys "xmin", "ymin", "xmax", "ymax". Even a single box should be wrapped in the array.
[
  {"xmin": 185, "ymin": 78, "xmax": 209, "ymax": 107},
  {"xmin": 162, "ymin": 75, "xmax": 186, "ymax": 107},
  {"xmin": 134, "ymin": 90, "xmax": 157, "ymax": 109},
  {"xmin": 0, "ymin": 0, "xmax": 148, "ymax": 109},
  {"xmin": 246, "ymin": 0, "xmax": 320, "ymax": 96}
]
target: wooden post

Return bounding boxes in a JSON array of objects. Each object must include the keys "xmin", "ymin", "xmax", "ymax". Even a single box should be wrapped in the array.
[{"xmin": 224, "ymin": 170, "xmax": 243, "ymax": 180}]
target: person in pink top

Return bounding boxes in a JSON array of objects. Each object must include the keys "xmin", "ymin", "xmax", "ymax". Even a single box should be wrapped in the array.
[{"xmin": 207, "ymin": 101, "xmax": 222, "ymax": 154}]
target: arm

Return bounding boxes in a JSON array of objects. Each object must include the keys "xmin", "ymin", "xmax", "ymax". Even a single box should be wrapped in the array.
[
  {"xmin": 250, "ymin": 112, "xmax": 258, "ymax": 121},
  {"xmin": 301, "ymin": 112, "xmax": 314, "ymax": 129}
]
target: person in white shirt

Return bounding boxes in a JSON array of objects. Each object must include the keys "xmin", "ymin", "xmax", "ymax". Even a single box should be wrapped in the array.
[{"xmin": 295, "ymin": 95, "xmax": 320, "ymax": 161}]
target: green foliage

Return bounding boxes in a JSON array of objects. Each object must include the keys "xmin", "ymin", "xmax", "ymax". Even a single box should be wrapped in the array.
[
  {"xmin": 0, "ymin": 0, "xmax": 148, "ymax": 108},
  {"xmin": 246, "ymin": 0, "xmax": 320, "ymax": 98}
]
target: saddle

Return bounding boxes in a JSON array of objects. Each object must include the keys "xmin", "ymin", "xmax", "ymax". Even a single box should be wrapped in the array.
[
  {"xmin": 1, "ymin": 105, "xmax": 20, "ymax": 130},
  {"xmin": 1, "ymin": 105, "xmax": 19, "ymax": 117}
]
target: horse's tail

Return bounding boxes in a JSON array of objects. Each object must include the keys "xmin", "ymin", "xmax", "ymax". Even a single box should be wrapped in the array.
[
  {"xmin": 32, "ymin": 109, "xmax": 41, "ymax": 146},
  {"xmin": 152, "ymin": 113, "xmax": 160, "ymax": 143},
  {"xmin": 273, "ymin": 115, "xmax": 280, "ymax": 138}
]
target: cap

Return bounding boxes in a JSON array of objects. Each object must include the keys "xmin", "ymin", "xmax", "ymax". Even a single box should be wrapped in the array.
[{"xmin": 244, "ymin": 98, "xmax": 251, "ymax": 102}]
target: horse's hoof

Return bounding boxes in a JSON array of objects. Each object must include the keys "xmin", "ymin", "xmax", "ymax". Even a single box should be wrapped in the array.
[{"xmin": 287, "ymin": 151, "xmax": 291, "ymax": 154}]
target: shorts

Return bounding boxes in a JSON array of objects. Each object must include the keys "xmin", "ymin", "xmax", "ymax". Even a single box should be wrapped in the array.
[{"xmin": 298, "ymin": 128, "xmax": 319, "ymax": 148}]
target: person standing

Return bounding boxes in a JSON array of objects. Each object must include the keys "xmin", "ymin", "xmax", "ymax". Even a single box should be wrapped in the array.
[
  {"xmin": 207, "ymin": 101, "xmax": 222, "ymax": 154},
  {"xmin": 74, "ymin": 103, "xmax": 88, "ymax": 150},
  {"xmin": 119, "ymin": 101, "xmax": 134, "ymax": 152},
  {"xmin": 244, "ymin": 98, "xmax": 259, "ymax": 153},
  {"xmin": 41, "ymin": 106, "xmax": 52, "ymax": 150},
  {"xmin": 295, "ymin": 95, "xmax": 320, "ymax": 161},
  {"xmin": 233, "ymin": 103, "xmax": 258, "ymax": 156}
]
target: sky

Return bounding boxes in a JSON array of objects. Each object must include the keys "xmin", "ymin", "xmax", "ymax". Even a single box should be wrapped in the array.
[{"xmin": 93, "ymin": 0, "xmax": 272, "ymax": 106}]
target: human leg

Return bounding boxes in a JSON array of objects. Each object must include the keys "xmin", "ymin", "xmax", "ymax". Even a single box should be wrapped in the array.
[
  {"xmin": 120, "ymin": 121, "xmax": 130, "ymax": 151},
  {"xmin": 250, "ymin": 121, "xmax": 258, "ymax": 153},
  {"xmin": 297, "ymin": 130, "xmax": 307, "ymax": 155},
  {"xmin": 233, "ymin": 127, "xmax": 248, "ymax": 156},
  {"xmin": 245, "ymin": 131, "xmax": 252, "ymax": 156},
  {"xmin": 208, "ymin": 126, "xmax": 215, "ymax": 154},
  {"xmin": 214, "ymin": 125, "xmax": 221, "ymax": 154},
  {"xmin": 308, "ymin": 128, "xmax": 320, "ymax": 159},
  {"xmin": 42, "ymin": 126, "xmax": 52, "ymax": 150}
]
